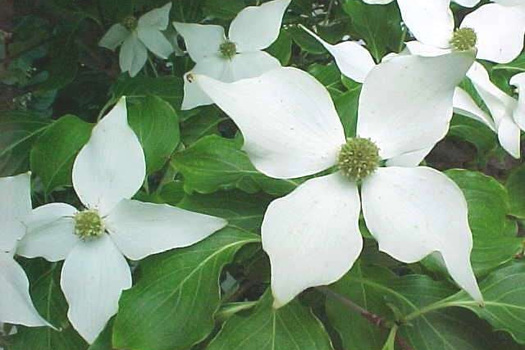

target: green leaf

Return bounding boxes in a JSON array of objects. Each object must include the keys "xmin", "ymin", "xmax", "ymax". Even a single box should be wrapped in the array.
[
  {"xmin": 8, "ymin": 261, "xmax": 87, "ymax": 350},
  {"xmin": 112, "ymin": 227, "xmax": 260, "ymax": 350},
  {"xmin": 207, "ymin": 292, "xmax": 333, "ymax": 350},
  {"xmin": 203, "ymin": 0, "xmax": 244, "ymax": 19},
  {"xmin": 506, "ymin": 164, "xmax": 525, "ymax": 219},
  {"xmin": 177, "ymin": 190, "xmax": 273, "ymax": 232},
  {"xmin": 449, "ymin": 115, "xmax": 496, "ymax": 156},
  {"xmin": 326, "ymin": 263, "xmax": 391, "ymax": 350},
  {"xmin": 267, "ymin": 30, "xmax": 293, "ymax": 66},
  {"xmin": 180, "ymin": 107, "xmax": 225, "ymax": 146},
  {"xmin": 446, "ymin": 170, "xmax": 522, "ymax": 275},
  {"xmin": 30, "ymin": 115, "xmax": 93, "ymax": 193},
  {"xmin": 0, "ymin": 111, "xmax": 50, "ymax": 176},
  {"xmin": 493, "ymin": 52, "xmax": 525, "ymax": 73},
  {"xmin": 286, "ymin": 26, "xmax": 325, "ymax": 54},
  {"xmin": 342, "ymin": 0, "xmax": 403, "ymax": 61},
  {"xmin": 449, "ymin": 262, "xmax": 525, "ymax": 344},
  {"xmin": 172, "ymin": 135, "xmax": 299, "ymax": 195},
  {"xmin": 308, "ymin": 62, "xmax": 344, "ymax": 93},
  {"xmin": 334, "ymin": 85, "xmax": 361, "ymax": 138},
  {"xmin": 330, "ymin": 268, "xmax": 519, "ymax": 350},
  {"xmin": 111, "ymin": 76, "xmax": 184, "ymax": 111},
  {"xmin": 128, "ymin": 96, "xmax": 180, "ymax": 174}
]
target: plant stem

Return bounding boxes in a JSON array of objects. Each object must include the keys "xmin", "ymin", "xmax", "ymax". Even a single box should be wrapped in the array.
[
  {"xmin": 317, "ymin": 286, "xmax": 414, "ymax": 350},
  {"xmin": 148, "ymin": 56, "xmax": 159, "ymax": 77},
  {"xmin": 317, "ymin": 286, "xmax": 388, "ymax": 327}
]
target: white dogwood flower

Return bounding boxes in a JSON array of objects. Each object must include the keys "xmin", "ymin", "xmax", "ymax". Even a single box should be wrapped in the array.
[
  {"xmin": 99, "ymin": 3, "xmax": 173, "ymax": 77},
  {"xmin": 364, "ymin": 0, "xmax": 525, "ymax": 63},
  {"xmin": 189, "ymin": 51, "xmax": 482, "ymax": 307},
  {"xmin": 0, "ymin": 173, "xmax": 49, "ymax": 328},
  {"xmin": 174, "ymin": 0, "xmax": 290, "ymax": 110},
  {"xmin": 454, "ymin": 65, "xmax": 525, "ymax": 158},
  {"xmin": 17, "ymin": 97, "xmax": 227, "ymax": 343}
]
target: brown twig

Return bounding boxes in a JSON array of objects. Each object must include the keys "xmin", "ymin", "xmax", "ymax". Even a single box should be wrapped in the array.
[{"xmin": 317, "ymin": 286, "xmax": 414, "ymax": 350}]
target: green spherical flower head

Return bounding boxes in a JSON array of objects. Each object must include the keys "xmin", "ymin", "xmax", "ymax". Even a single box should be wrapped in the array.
[
  {"xmin": 338, "ymin": 137, "xmax": 380, "ymax": 181},
  {"xmin": 122, "ymin": 16, "xmax": 138, "ymax": 31},
  {"xmin": 219, "ymin": 41, "xmax": 237, "ymax": 59},
  {"xmin": 450, "ymin": 28, "xmax": 477, "ymax": 51},
  {"xmin": 74, "ymin": 210, "xmax": 105, "ymax": 239}
]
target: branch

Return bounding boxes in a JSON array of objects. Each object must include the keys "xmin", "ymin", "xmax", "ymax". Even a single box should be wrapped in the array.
[{"xmin": 317, "ymin": 286, "xmax": 414, "ymax": 350}]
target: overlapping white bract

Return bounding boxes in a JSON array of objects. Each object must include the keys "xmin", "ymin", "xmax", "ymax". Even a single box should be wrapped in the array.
[
  {"xmin": 174, "ymin": 0, "xmax": 290, "ymax": 110},
  {"xmin": 191, "ymin": 56, "xmax": 483, "ymax": 307},
  {"xmin": 454, "ymin": 65, "xmax": 525, "ymax": 158},
  {"xmin": 0, "ymin": 173, "xmax": 49, "ymax": 328},
  {"xmin": 99, "ymin": 3, "xmax": 173, "ymax": 77},
  {"xmin": 17, "ymin": 97, "xmax": 227, "ymax": 343},
  {"xmin": 363, "ymin": 0, "xmax": 525, "ymax": 63}
]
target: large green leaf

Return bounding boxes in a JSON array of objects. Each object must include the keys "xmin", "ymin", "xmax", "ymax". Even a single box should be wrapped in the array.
[
  {"xmin": 112, "ymin": 227, "xmax": 260, "ymax": 350},
  {"xmin": 30, "ymin": 115, "xmax": 93, "ymax": 193},
  {"xmin": 127, "ymin": 96, "xmax": 180, "ymax": 174},
  {"xmin": 207, "ymin": 292, "xmax": 333, "ymax": 350},
  {"xmin": 506, "ymin": 164, "xmax": 525, "ymax": 219},
  {"xmin": 334, "ymin": 85, "xmax": 361, "ymax": 137},
  {"xmin": 0, "ymin": 111, "xmax": 50, "ymax": 176},
  {"xmin": 326, "ymin": 263, "xmax": 391, "ymax": 350},
  {"xmin": 8, "ymin": 261, "xmax": 87, "ymax": 350},
  {"xmin": 493, "ymin": 52, "xmax": 525, "ymax": 73},
  {"xmin": 342, "ymin": 0, "xmax": 403, "ymax": 61},
  {"xmin": 177, "ymin": 190, "xmax": 273, "ymax": 232},
  {"xmin": 267, "ymin": 30, "xmax": 293, "ymax": 66},
  {"xmin": 203, "ymin": 0, "xmax": 244, "ymax": 19},
  {"xmin": 286, "ymin": 26, "xmax": 325, "ymax": 54},
  {"xmin": 111, "ymin": 76, "xmax": 184, "ymax": 110},
  {"xmin": 172, "ymin": 135, "xmax": 299, "ymax": 195},
  {"xmin": 449, "ymin": 115, "xmax": 496, "ymax": 156},
  {"xmin": 328, "ymin": 268, "xmax": 520, "ymax": 350},
  {"xmin": 180, "ymin": 107, "xmax": 225, "ymax": 146},
  {"xmin": 446, "ymin": 170, "xmax": 522, "ymax": 275},
  {"xmin": 448, "ymin": 261, "xmax": 525, "ymax": 345}
]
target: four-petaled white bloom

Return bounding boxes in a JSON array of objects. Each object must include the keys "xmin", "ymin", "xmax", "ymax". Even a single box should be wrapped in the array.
[
  {"xmin": 454, "ymin": 66, "xmax": 525, "ymax": 158},
  {"xmin": 99, "ymin": 3, "xmax": 173, "ymax": 77},
  {"xmin": 365, "ymin": 0, "xmax": 525, "ymax": 64},
  {"xmin": 17, "ymin": 97, "xmax": 227, "ymax": 343},
  {"xmin": 0, "ymin": 173, "xmax": 49, "ymax": 328},
  {"xmin": 174, "ymin": 0, "xmax": 290, "ymax": 110},
  {"xmin": 189, "ymin": 51, "xmax": 483, "ymax": 307}
]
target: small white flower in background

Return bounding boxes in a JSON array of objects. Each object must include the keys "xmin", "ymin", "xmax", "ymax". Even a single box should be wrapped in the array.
[
  {"xmin": 0, "ymin": 173, "xmax": 49, "ymax": 328},
  {"xmin": 364, "ymin": 0, "xmax": 525, "ymax": 64},
  {"xmin": 99, "ymin": 3, "xmax": 173, "ymax": 77},
  {"xmin": 174, "ymin": 0, "xmax": 290, "ymax": 110},
  {"xmin": 454, "ymin": 66, "xmax": 525, "ymax": 158},
  {"xmin": 17, "ymin": 97, "xmax": 227, "ymax": 343},
  {"xmin": 189, "ymin": 51, "xmax": 483, "ymax": 308}
]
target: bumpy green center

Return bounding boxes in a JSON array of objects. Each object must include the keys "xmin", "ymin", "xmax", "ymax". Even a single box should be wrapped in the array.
[
  {"xmin": 450, "ymin": 28, "xmax": 477, "ymax": 51},
  {"xmin": 337, "ymin": 138, "xmax": 380, "ymax": 181},
  {"xmin": 122, "ymin": 16, "xmax": 138, "ymax": 31},
  {"xmin": 74, "ymin": 210, "xmax": 105, "ymax": 239},
  {"xmin": 219, "ymin": 41, "xmax": 237, "ymax": 59}
]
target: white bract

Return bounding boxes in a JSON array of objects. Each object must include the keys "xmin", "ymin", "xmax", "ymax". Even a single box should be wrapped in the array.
[
  {"xmin": 17, "ymin": 97, "xmax": 227, "ymax": 343},
  {"xmin": 174, "ymin": 0, "xmax": 290, "ymax": 110},
  {"xmin": 454, "ymin": 65, "xmax": 525, "ymax": 158},
  {"xmin": 190, "ymin": 51, "xmax": 483, "ymax": 308},
  {"xmin": 358, "ymin": 0, "xmax": 525, "ymax": 64},
  {"xmin": 99, "ymin": 3, "xmax": 173, "ymax": 77},
  {"xmin": 0, "ymin": 173, "xmax": 49, "ymax": 328}
]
